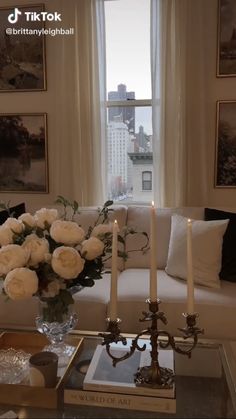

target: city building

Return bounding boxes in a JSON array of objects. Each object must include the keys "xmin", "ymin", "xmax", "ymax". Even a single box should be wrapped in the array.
[
  {"xmin": 134, "ymin": 125, "xmax": 151, "ymax": 151},
  {"xmin": 108, "ymin": 84, "xmax": 135, "ymax": 132},
  {"xmin": 107, "ymin": 116, "xmax": 132, "ymax": 199},
  {"xmin": 128, "ymin": 152, "xmax": 153, "ymax": 202}
]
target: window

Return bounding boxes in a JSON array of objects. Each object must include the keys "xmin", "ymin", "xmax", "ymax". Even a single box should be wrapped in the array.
[
  {"xmin": 142, "ymin": 171, "xmax": 152, "ymax": 191},
  {"xmin": 105, "ymin": 0, "xmax": 152, "ymax": 203}
]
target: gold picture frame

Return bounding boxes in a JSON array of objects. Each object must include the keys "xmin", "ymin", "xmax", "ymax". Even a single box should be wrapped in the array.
[
  {"xmin": 215, "ymin": 101, "xmax": 236, "ymax": 188},
  {"xmin": 217, "ymin": 0, "xmax": 236, "ymax": 77},
  {"xmin": 0, "ymin": 113, "xmax": 49, "ymax": 193},
  {"xmin": 0, "ymin": 3, "xmax": 46, "ymax": 91}
]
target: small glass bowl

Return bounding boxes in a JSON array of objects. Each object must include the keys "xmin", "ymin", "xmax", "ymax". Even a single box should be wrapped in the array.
[{"xmin": 0, "ymin": 348, "xmax": 31, "ymax": 384}]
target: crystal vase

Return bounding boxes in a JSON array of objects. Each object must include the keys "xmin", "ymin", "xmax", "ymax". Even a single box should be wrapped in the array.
[{"xmin": 35, "ymin": 297, "xmax": 78, "ymax": 367}]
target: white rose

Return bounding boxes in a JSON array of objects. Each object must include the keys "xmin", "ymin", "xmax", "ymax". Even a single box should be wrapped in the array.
[
  {"xmin": 81, "ymin": 237, "xmax": 105, "ymax": 260},
  {"xmin": 41, "ymin": 280, "xmax": 61, "ymax": 298},
  {"xmin": 3, "ymin": 217, "xmax": 24, "ymax": 234},
  {"xmin": 0, "ymin": 244, "xmax": 29, "ymax": 276},
  {"xmin": 0, "ymin": 226, "xmax": 13, "ymax": 246},
  {"xmin": 18, "ymin": 213, "xmax": 36, "ymax": 228},
  {"xmin": 52, "ymin": 246, "xmax": 85, "ymax": 279},
  {"xmin": 4, "ymin": 267, "xmax": 38, "ymax": 300},
  {"xmin": 50, "ymin": 220, "xmax": 85, "ymax": 245},
  {"xmin": 22, "ymin": 234, "xmax": 49, "ymax": 267},
  {"xmin": 91, "ymin": 223, "xmax": 113, "ymax": 238},
  {"xmin": 34, "ymin": 208, "xmax": 58, "ymax": 229}
]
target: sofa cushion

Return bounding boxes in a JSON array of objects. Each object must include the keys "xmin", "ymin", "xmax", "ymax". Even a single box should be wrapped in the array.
[
  {"xmin": 0, "ymin": 294, "xmax": 38, "ymax": 329},
  {"xmin": 114, "ymin": 269, "xmax": 236, "ymax": 340},
  {"xmin": 205, "ymin": 208, "xmax": 236, "ymax": 283},
  {"xmin": 74, "ymin": 205, "xmax": 127, "ymax": 271},
  {"xmin": 73, "ymin": 273, "xmax": 111, "ymax": 331},
  {"xmin": 165, "ymin": 214, "xmax": 229, "ymax": 289},
  {"xmin": 0, "ymin": 274, "xmax": 111, "ymax": 332},
  {"xmin": 125, "ymin": 206, "xmax": 204, "ymax": 269}
]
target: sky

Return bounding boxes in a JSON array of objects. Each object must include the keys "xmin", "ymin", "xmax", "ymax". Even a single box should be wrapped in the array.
[{"xmin": 105, "ymin": 0, "xmax": 151, "ymax": 100}]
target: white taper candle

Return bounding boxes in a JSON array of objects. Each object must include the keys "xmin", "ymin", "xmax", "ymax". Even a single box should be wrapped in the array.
[
  {"xmin": 187, "ymin": 219, "xmax": 194, "ymax": 314},
  {"xmin": 110, "ymin": 219, "xmax": 118, "ymax": 320},
  {"xmin": 150, "ymin": 201, "xmax": 157, "ymax": 301}
]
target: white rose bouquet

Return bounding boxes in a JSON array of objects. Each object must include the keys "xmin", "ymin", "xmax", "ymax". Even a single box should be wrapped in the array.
[{"xmin": 0, "ymin": 197, "xmax": 149, "ymax": 323}]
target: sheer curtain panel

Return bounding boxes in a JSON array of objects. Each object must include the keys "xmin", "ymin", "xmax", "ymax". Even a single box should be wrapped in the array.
[
  {"xmin": 151, "ymin": 0, "xmax": 188, "ymax": 207},
  {"xmin": 54, "ymin": 0, "xmax": 107, "ymax": 206}
]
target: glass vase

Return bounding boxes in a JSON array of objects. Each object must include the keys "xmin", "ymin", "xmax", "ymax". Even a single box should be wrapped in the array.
[{"xmin": 35, "ymin": 298, "xmax": 78, "ymax": 367}]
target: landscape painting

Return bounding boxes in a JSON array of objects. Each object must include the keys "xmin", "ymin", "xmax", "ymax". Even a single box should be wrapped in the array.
[
  {"xmin": 0, "ymin": 4, "xmax": 46, "ymax": 91},
  {"xmin": 217, "ymin": 0, "xmax": 236, "ymax": 76},
  {"xmin": 215, "ymin": 101, "xmax": 236, "ymax": 187},
  {"xmin": 0, "ymin": 114, "xmax": 48, "ymax": 193}
]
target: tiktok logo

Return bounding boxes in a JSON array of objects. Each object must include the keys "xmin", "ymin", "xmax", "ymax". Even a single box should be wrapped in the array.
[{"xmin": 8, "ymin": 8, "xmax": 22, "ymax": 24}]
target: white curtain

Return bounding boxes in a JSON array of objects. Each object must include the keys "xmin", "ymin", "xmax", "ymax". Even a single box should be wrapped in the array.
[
  {"xmin": 54, "ymin": 0, "xmax": 107, "ymax": 206},
  {"xmin": 151, "ymin": 0, "xmax": 208, "ymax": 207},
  {"xmin": 91, "ymin": 1, "xmax": 107, "ymax": 205},
  {"xmin": 151, "ymin": 0, "xmax": 188, "ymax": 207}
]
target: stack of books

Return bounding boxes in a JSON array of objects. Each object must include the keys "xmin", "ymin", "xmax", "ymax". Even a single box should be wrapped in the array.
[{"xmin": 64, "ymin": 339, "xmax": 176, "ymax": 413}]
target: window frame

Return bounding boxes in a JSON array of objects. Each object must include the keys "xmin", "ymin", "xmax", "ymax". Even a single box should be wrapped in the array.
[
  {"xmin": 106, "ymin": 99, "xmax": 152, "ymax": 107},
  {"xmin": 142, "ymin": 170, "xmax": 152, "ymax": 191}
]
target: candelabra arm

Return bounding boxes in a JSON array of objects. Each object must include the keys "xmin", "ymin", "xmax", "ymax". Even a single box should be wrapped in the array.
[
  {"xmin": 159, "ymin": 313, "xmax": 204, "ymax": 357},
  {"xmin": 105, "ymin": 330, "xmax": 148, "ymax": 367},
  {"xmin": 99, "ymin": 318, "xmax": 126, "ymax": 347},
  {"xmin": 158, "ymin": 331, "xmax": 197, "ymax": 358},
  {"xmin": 99, "ymin": 318, "xmax": 149, "ymax": 367}
]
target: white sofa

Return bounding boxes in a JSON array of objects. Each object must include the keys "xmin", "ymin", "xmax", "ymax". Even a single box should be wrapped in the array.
[{"xmin": 1, "ymin": 205, "xmax": 236, "ymax": 341}]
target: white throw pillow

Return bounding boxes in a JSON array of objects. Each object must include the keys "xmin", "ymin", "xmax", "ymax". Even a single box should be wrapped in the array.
[{"xmin": 165, "ymin": 214, "xmax": 229, "ymax": 288}]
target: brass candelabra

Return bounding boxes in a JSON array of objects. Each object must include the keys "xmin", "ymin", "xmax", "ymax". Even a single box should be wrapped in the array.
[{"xmin": 99, "ymin": 299, "xmax": 203, "ymax": 388}]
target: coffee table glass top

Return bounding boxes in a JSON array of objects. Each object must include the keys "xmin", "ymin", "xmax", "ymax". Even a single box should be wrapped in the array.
[{"xmin": 0, "ymin": 331, "xmax": 236, "ymax": 418}]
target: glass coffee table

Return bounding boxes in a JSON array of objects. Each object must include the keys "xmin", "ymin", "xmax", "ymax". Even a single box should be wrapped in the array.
[{"xmin": 0, "ymin": 330, "xmax": 236, "ymax": 418}]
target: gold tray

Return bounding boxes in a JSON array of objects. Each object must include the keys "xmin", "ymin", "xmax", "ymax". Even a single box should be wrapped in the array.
[{"xmin": 0, "ymin": 331, "xmax": 83, "ymax": 409}]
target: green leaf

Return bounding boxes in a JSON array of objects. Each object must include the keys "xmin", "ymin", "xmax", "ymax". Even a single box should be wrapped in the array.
[
  {"xmin": 55, "ymin": 195, "xmax": 70, "ymax": 207},
  {"xmin": 73, "ymin": 200, "xmax": 79, "ymax": 212},
  {"xmin": 104, "ymin": 200, "xmax": 113, "ymax": 207},
  {"xmin": 117, "ymin": 250, "xmax": 128, "ymax": 261},
  {"xmin": 54, "ymin": 195, "xmax": 65, "ymax": 204},
  {"xmin": 117, "ymin": 235, "xmax": 125, "ymax": 245},
  {"xmin": 104, "ymin": 232, "xmax": 112, "ymax": 238}
]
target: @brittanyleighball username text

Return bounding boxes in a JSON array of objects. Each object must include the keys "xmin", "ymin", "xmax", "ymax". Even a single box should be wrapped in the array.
[{"xmin": 5, "ymin": 27, "xmax": 74, "ymax": 36}]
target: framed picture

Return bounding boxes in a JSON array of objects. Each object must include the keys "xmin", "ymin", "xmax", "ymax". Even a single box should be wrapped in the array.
[
  {"xmin": 0, "ymin": 4, "xmax": 46, "ymax": 91},
  {"xmin": 215, "ymin": 101, "xmax": 236, "ymax": 187},
  {"xmin": 217, "ymin": 0, "xmax": 236, "ymax": 77},
  {"xmin": 0, "ymin": 113, "xmax": 48, "ymax": 193}
]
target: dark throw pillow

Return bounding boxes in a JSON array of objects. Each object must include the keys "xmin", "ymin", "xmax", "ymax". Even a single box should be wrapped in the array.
[
  {"xmin": 205, "ymin": 208, "xmax": 236, "ymax": 282},
  {"xmin": 0, "ymin": 203, "xmax": 26, "ymax": 225}
]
